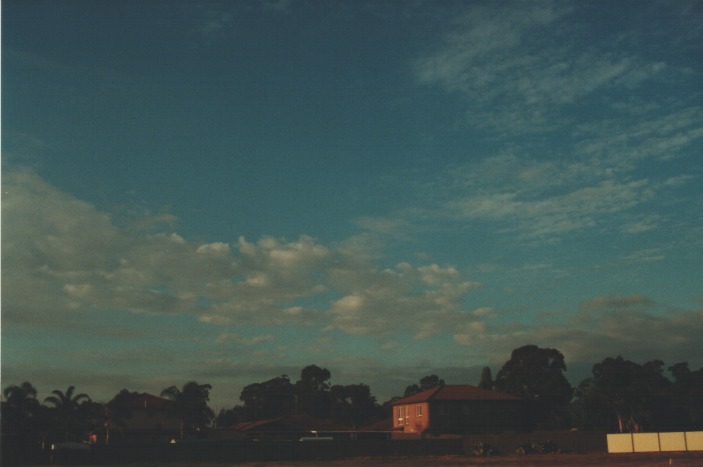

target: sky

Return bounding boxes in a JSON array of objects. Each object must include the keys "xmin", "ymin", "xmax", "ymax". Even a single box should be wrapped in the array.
[{"xmin": 2, "ymin": 0, "xmax": 702, "ymax": 411}]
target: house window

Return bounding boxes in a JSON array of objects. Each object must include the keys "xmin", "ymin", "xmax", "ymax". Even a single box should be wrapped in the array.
[
  {"xmin": 416, "ymin": 405, "xmax": 423, "ymax": 417},
  {"xmin": 397, "ymin": 407, "xmax": 403, "ymax": 421}
]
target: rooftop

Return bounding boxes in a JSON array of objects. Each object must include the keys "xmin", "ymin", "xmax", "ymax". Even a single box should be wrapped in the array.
[{"xmin": 391, "ymin": 385, "xmax": 520, "ymax": 405}]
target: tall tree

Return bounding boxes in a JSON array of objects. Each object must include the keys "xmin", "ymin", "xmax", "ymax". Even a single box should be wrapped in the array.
[
  {"xmin": 240, "ymin": 375, "xmax": 296, "ymax": 420},
  {"xmin": 573, "ymin": 356, "xmax": 673, "ymax": 432},
  {"xmin": 329, "ymin": 383, "xmax": 381, "ymax": 428},
  {"xmin": 295, "ymin": 365, "xmax": 332, "ymax": 418},
  {"xmin": 3, "ymin": 382, "xmax": 40, "ymax": 429},
  {"xmin": 494, "ymin": 345, "xmax": 572, "ymax": 429},
  {"xmin": 2, "ymin": 382, "xmax": 42, "ymax": 444},
  {"xmin": 478, "ymin": 367, "xmax": 494, "ymax": 390},
  {"xmin": 668, "ymin": 362, "xmax": 703, "ymax": 430},
  {"xmin": 43, "ymin": 386, "xmax": 92, "ymax": 440},
  {"xmin": 161, "ymin": 381, "xmax": 214, "ymax": 438}
]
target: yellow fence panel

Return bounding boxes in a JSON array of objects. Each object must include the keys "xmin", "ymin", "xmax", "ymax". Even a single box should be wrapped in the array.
[
  {"xmin": 632, "ymin": 433, "xmax": 660, "ymax": 452},
  {"xmin": 607, "ymin": 433, "xmax": 633, "ymax": 453},
  {"xmin": 686, "ymin": 431, "xmax": 703, "ymax": 451},
  {"xmin": 659, "ymin": 432, "xmax": 686, "ymax": 452}
]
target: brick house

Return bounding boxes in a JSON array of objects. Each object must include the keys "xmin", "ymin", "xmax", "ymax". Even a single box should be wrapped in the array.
[{"xmin": 390, "ymin": 385, "xmax": 530, "ymax": 435}]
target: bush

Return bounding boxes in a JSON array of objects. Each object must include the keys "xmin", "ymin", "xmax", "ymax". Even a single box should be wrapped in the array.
[
  {"xmin": 472, "ymin": 441, "xmax": 497, "ymax": 457},
  {"xmin": 516, "ymin": 440, "xmax": 560, "ymax": 455}
]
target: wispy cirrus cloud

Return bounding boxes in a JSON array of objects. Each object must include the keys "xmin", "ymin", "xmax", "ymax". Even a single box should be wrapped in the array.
[
  {"xmin": 412, "ymin": 100, "xmax": 701, "ymax": 239},
  {"xmin": 413, "ymin": 1, "xmax": 692, "ymax": 134}
]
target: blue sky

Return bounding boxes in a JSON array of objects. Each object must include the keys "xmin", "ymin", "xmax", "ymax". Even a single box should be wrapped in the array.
[{"xmin": 3, "ymin": 0, "xmax": 702, "ymax": 410}]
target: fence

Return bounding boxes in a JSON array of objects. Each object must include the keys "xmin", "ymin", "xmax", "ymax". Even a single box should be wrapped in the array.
[
  {"xmin": 607, "ymin": 431, "xmax": 703, "ymax": 453},
  {"xmin": 462, "ymin": 430, "xmax": 607, "ymax": 454}
]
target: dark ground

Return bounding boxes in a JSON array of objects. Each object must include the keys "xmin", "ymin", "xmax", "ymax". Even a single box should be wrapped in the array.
[{"xmin": 44, "ymin": 451, "xmax": 703, "ymax": 466}]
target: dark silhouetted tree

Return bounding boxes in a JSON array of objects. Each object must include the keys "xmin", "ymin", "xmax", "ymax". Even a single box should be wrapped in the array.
[
  {"xmin": 668, "ymin": 362, "xmax": 703, "ymax": 430},
  {"xmin": 214, "ymin": 406, "xmax": 245, "ymax": 428},
  {"xmin": 404, "ymin": 374, "xmax": 444, "ymax": 397},
  {"xmin": 240, "ymin": 375, "xmax": 296, "ymax": 420},
  {"xmin": 295, "ymin": 364, "xmax": 332, "ymax": 418},
  {"xmin": 495, "ymin": 345, "xmax": 572, "ymax": 429},
  {"xmin": 329, "ymin": 383, "xmax": 381, "ymax": 428},
  {"xmin": 43, "ymin": 386, "xmax": 92, "ymax": 441},
  {"xmin": 478, "ymin": 367, "xmax": 494, "ymax": 390},
  {"xmin": 3, "ymin": 382, "xmax": 40, "ymax": 432},
  {"xmin": 572, "ymin": 356, "xmax": 673, "ymax": 432},
  {"xmin": 2, "ymin": 382, "xmax": 43, "ymax": 451},
  {"xmin": 161, "ymin": 381, "xmax": 214, "ymax": 438}
]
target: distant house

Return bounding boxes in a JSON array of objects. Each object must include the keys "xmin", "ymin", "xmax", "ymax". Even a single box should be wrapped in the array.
[
  {"xmin": 117, "ymin": 393, "xmax": 181, "ymax": 444},
  {"xmin": 390, "ymin": 385, "xmax": 530, "ymax": 436}
]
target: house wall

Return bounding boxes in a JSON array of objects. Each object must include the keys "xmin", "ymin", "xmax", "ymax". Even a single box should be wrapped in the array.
[
  {"xmin": 393, "ymin": 403, "xmax": 429, "ymax": 433},
  {"xmin": 427, "ymin": 400, "xmax": 529, "ymax": 434},
  {"xmin": 394, "ymin": 400, "xmax": 529, "ymax": 435}
]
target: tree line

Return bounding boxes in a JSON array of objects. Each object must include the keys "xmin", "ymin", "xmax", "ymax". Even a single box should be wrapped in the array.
[{"xmin": 3, "ymin": 345, "xmax": 702, "ymax": 447}]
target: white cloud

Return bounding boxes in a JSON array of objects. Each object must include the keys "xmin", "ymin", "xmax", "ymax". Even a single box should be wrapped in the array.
[
  {"xmin": 445, "ymin": 177, "xmax": 652, "ymax": 237},
  {"xmin": 215, "ymin": 332, "xmax": 275, "ymax": 346},
  {"xmin": 3, "ymin": 170, "xmax": 482, "ymax": 339},
  {"xmin": 197, "ymin": 9, "xmax": 233, "ymax": 42}
]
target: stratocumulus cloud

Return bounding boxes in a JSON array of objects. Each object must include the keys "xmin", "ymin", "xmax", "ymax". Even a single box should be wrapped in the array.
[{"xmin": 2, "ymin": 170, "xmax": 480, "ymax": 338}]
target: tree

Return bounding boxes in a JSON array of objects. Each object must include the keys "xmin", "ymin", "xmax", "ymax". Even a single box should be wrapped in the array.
[
  {"xmin": 214, "ymin": 406, "xmax": 245, "ymax": 428},
  {"xmin": 43, "ymin": 386, "xmax": 92, "ymax": 441},
  {"xmin": 2, "ymin": 382, "xmax": 43, "ymax": 450},
  {"xmin": 161, "ymin": 381, "xmax": 214, "ymax": 438},
  {"xmin": 494, "ymin": 345, "xmax": 572, "ymax": 429},
  {"xmin": 572, "ymin": 356, "xmax": 673, "ymax": 432},
  {"xmin": 239, "ymin": 375, "xmax": 296, "ymax": 420},
  {"xmin": 295, "ymin": 365, "xmax": 332, "ymax": 418},
  {"xmin": 668, "ymin": 362, "xmax": 703, "ymax": 429},
  {"xmin": 478, "ymin": 367, "xmax": 494, "ymax": 390},
  {"xmin": 3, "ymin": 382, "xmax": 40, "ymax": 431},
  {"xmin": 329, "ymin": 383, "xmax": 381, "ymax": 428},
  {"xmin": 404, "ymin": 374, "xmax": 444, "ymax": 397}
]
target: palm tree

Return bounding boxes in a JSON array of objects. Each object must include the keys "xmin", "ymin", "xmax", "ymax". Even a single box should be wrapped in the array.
[
  {"xmin": 43, "ymin": 386, "xmax": 91, "ymax": 441},
  {"xmin": 3, "ymin": 382, "xmax": 40, "ymax": 421},
  {"xmin": 3, "ymin": 382, "xmax": 41, "ymax": 439},
  {"xmin": 161, "ymin": 381, "xmax": 214, "ymax": 439}
]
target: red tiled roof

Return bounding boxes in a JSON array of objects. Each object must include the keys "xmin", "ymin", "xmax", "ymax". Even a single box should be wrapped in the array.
[
  {"xmin": 120, "ymin": 392, "xmax": 173, "ymax": 409},
  {"xmin": 391, "ymin": 385, "xmax": 519, "ymax": 405}
]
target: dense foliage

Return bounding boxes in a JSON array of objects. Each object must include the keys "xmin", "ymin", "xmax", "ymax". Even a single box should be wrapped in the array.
[
  {"xmin": 4, "ymin": 347, "xmax": 702, "ymax": 451},
  {"xmin": 494, "ymin": 345, "xmax": 574, "ymax": 429}
]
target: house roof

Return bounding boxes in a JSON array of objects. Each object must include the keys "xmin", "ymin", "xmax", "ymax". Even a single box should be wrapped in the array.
[
  {"xmin": 119, "ymin": 392, "xmax": 173, "ymax": 409},
  {"xmin": 391, "ymin": 385, "xmax": 520, "ymax": 405}
]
